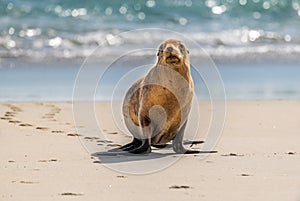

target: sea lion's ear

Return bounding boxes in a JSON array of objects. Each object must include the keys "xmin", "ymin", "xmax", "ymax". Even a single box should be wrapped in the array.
[
  {"xmin": 157, "ymin": 44, "xmax": 164, "ymax": 56},
  {"xmin": 187, "ymin": 49, "xmax": 189, "ymax": 54}
]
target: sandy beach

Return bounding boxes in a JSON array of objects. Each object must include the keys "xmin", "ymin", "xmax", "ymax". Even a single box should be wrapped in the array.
[
  {"xmin": 0, "ymin": 100, "xmax": 299, "ymax": 201},
  {"xmin": 2, "ymin": 0, "xmax": 300, "ymax": 200}
]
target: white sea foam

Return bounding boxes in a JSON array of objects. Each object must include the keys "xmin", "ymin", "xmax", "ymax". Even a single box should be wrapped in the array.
[{"xmin": 0, "ymin": 28, "xmax": 299, "ymax": 64}]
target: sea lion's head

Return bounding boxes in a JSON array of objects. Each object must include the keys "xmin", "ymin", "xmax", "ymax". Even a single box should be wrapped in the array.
[{"xmin": 157, "ymin": 39, "xmax": 190, "ymax": 68}]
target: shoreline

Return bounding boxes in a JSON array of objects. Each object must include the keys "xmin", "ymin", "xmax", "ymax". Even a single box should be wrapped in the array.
[{"xmin": 1, "ymin": 57, "xmax": 300, "ymax": 102}]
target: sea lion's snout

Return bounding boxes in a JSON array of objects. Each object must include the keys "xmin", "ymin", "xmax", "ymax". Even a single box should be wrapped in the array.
[
  {"xmin": 163, "ymin": 43, "xmax": 182, "ymax": 64},
  {"xmin": 166, "ymin": 54, "xmax": 180, "ymax": 64}
]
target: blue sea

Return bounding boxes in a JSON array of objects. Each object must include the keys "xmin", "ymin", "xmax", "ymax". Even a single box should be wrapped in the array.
[{"xmin": 1, "ymin": 0, "xmax": 300, "ymax": 101}]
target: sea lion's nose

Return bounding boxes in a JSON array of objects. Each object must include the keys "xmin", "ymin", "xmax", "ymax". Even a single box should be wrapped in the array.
[{"xmin": 167, "ymin": 46, "xmax": 173, "ymax": 53}]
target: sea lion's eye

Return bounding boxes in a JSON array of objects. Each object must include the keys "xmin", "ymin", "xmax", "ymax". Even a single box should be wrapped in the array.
[{"xmin": 179, "ymin": 44, "xmax": 186, "ymax": 53}]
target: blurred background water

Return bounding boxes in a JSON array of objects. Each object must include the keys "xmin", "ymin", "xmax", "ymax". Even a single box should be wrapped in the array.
[{"xmin": 0, "ymin": 0, "xmax": 300, "ymax": 101}]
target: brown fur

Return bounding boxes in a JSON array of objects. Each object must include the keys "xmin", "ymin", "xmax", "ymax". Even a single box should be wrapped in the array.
[{"xmin": 122, "ymin": 39, "xmax": 193, "ymax": 145}]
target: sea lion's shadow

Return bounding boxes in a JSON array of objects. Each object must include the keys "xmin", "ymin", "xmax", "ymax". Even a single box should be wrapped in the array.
[
  {"xmin": 91, "ymin": 141, "xmax": 213, "ymax": 164},
  {"xmin": 91, "ymin": 148, "xmax": 216, "ymax": 164},
  {"xmin": 91, "ymin": 150, "xmax": 179, "ymax": 164}
]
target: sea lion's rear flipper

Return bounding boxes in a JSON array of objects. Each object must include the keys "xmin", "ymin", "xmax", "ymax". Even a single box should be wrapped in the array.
[
  {"xmin": 128, "ymin": 139, "xmax": 151, "ymax": 154},
  {"xmin": 106, "ymin": 138, "xmax": 151, "ymax": 154},
  {"xmin": 172, "ymin": 121, "xmax": 201, "ymax": 154},
  {"xmin": 107, "ymin": 138, "xmax": 142, "ymax": 153}
]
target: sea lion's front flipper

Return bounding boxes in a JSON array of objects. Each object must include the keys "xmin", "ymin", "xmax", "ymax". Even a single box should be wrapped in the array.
[{"xmin": 172, "ymin": 121, "xmax": 201, "ymax": 154}]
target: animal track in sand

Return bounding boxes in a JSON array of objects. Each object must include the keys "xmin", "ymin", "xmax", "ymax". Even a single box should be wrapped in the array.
[
  {"xmin": 8, "ymin": 120, "xmax": 21, "ymax": 124},
  {"xmin": 42, "ymin": 105, "xmax": 61, "ymax": 122},
  {"xmin": 0, "ymin": 117, "xmax": 12, "ymax": 120},
  {"xmin": 19, "ymin": 123, "xmax": 33, "ymax": 127},
  {"xmin": 106, "ymin": 131, "xmax": 118, "ymax": 134},
  {"xmin": 84, "ymin": 136, "xmax": 100, "ymax": 140},
  {"xmin": 240, "ymin": 173, "xmax": 252, "ymax": 177},
  {"xmin": 117, "ymin": 175, "xmax": 127, "ymax": 178},
  {"xmin": 36, "ymin": 127, "xmax": 49, "ymax": 131},
  {"xmin": 67, "ymin": 133, "xmax": 82, "ymax": 137},
  {"xmin": 0, "ymin": 105, "xmax": 24, "ymax": 125},
  {"xmin": 20, "ymin": 181, "xmax": 39, "ymax": 184},
  {"xmin": 4, "ymin": 112, "xmax": 15, "ymax": 117},
  {"xmin": 9, "ymin": 105, "xmax": 22, "ymax": 113},
  {"xmin": 60, "ymin": 193, "xmax": 83, "ymax": 196},
  {"xmin": 169, "ymin": 185, "xmax": 191, "ymax": 189},
  {"xmin": 1, "ymin": 105, "xmax": 39, "ymax": 130},
  {"xmin": 38, "ymin": 159, "xmax": 59, "ymax": 162},
  {"xmin": 46, "ymin": 104, "xmax": 61, "ymax": 113},
  {"xmin": 51, "ymin": 130, "xmax": 65, "ymax": 134},
  {"xmin": 286, "ymin": 151, "xmax": 296, "ymax": 155},
  {"xmin": 95, "ymin": 139, "xmax": 120, "ymax": 147}
]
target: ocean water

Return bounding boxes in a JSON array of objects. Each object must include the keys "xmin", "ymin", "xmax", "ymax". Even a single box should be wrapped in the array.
[
  {"xmin": 2, "ymin": 0, "xmax": 300, "ymax": 60},
  {"xmin": 0, "ymin": 0, "xmax": 300, "ymax": 101}
]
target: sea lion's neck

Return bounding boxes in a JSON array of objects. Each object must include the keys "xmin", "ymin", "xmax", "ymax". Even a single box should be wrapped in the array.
[{"xmin": 156, "ymin": 61, "xmax": 191, "ymax": 83}]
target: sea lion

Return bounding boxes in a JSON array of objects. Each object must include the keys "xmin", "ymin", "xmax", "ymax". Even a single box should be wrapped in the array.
[{"xmin": 109, "ymin": 39, "xmax": 200, "ymax": 154}]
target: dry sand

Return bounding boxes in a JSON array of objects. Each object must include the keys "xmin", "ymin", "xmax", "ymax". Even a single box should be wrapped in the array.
[{"xmin": 0, "ymin": 101, "xmax": 299, "ymax": 201}]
